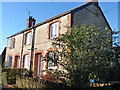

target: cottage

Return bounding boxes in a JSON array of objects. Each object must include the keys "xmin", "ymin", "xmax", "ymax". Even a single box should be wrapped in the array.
[{"xmin": 5, "ymin": 0, "xmax": 111, "ymax": 77}]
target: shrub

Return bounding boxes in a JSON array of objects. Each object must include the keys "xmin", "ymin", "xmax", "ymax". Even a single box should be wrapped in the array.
[
  {"xmin": 1, "ymin": 72, "xmax": 7, "ymax": 85},
  {"xmin": 16, "ymin": 76, "xmax": 46, "ymax": 89},
  {"xmin": 2, "ymin": 68, "xmax": 28, "ymax": 84}
]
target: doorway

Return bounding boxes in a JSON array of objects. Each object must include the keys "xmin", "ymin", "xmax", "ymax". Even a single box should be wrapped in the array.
[
  {"xmin": 35, "ymin": 53, "xmax": 42, "ymax": 76},
  {"xmin": 14, "ymin": 56, "xmax": 20, "ymax": 68}
]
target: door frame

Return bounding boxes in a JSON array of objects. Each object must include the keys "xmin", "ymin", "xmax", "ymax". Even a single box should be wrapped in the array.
[
  {"xmin": 14, "ymin": 55, "xmax": 20, "ymax": 68},
  {"xmin": 34, "ymin": 53, "xmax": 42, "ymax": 76}
]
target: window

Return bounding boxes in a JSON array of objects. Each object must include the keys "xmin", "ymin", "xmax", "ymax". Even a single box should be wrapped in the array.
[
  {"xmin": 25, "ymin": 32, "xmax": 31, "ymax": 45},
  {"xmin": 48, "ymin": 51, "xmax": 58, "ymax": 69},
  {"xmin": 50, "ymin": 22, "xmax": 59, "ymax": 39},
  {"xmin": 7, "ymin": 38, "xmax": 15, "ymax": 49},
  {"xmin": 23, "ymin": 55, "xmax": 29, "ymax": 68},
  {"xmin": 6, "ymin": 56, "xmax": 12, "ymax": 67}
]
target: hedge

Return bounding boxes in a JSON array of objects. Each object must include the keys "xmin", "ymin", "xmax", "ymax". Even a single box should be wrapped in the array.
[{"xmin": 2, "ymin": 68, "xmax": 28, "ymax": 84}]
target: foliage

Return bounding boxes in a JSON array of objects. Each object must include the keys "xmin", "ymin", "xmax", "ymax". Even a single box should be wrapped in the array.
[
  {"xmin": 2, "ymin": 68, "xmax": 28, "ymax": 84},
  {"xmin": 16, "ymin": 76, "xmax": 46, "ymax": 89},
  {"xmin": 1, "ymin": 72, "xmax": 7, "ymax": 85},
  {"xmin": 16, "ymin": 76, "xmax": 66, "ymax": 89},
  {"xmin": 48, "ymin": 24, "xmax": 116, "ymax": 87}
]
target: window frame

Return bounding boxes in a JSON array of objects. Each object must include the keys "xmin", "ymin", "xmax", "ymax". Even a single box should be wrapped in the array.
[
  {"xmin": 47, "ymin": 51, "xmax": 58, "ymax": 69},
  {"xmin": 7, "ymin": 38, "xmax": 15, "ymax": 49},
  {"xmin": 25, "ymin": 31, "xmax": 32, "ymax": 45},
  {"xmin": 23, "ymin": 54, "xmax": 29, "ymax": 68},
  {"xmin": 49, "ymin": 22, "xmax": 60, "ymax": 39},
  {"xmin": 6, "ymin": 56, "xmax": 12, "ymax": 68}
]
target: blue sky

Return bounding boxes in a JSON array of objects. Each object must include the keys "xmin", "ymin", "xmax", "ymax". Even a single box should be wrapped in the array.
[{"xmin": 0, "ymin": 2, "xmax": 118, "ymax": 54}]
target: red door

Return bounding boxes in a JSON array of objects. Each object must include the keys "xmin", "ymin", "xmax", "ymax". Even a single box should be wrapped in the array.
[{"xmin": 14, "ymin": 56, "xmax": 20, "ymax": 68}]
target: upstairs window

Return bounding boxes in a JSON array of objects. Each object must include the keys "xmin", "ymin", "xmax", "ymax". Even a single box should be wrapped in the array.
[
  {"xmin": 25, "ymin": 32, "xmax": 31, "ymax": 45},
  {"xmin": 50, "ymin": 22, "xmax": 59, "ymax": 39},
  {"xmin": 7, "ymin": 38, "xmax": 15, "ymax": 49},
  {"xmin": 48, "ymin": 51, "xmax": 58, "ymax": 69},
  {"xmin": 6, "ymin": 56, "xmax": 12, "ymax": 67},
  {"xmin": 23, "ymin": 55, "xmax": 29, "ymax": 68}
]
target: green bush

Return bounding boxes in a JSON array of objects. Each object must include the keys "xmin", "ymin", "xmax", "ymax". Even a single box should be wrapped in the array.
[
  {"xmin": 2, "ymin": 68, "xmax": 28, "ymax": 84},
  {"xmin": 1, "ymin": 72, "xmax": 7, "ymax": 85}
]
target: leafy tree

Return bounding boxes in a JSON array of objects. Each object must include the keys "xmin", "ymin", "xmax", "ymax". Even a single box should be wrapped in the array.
[{"xmin": 46, "ymin": 24, "xmax": 116, "ymax": 87}]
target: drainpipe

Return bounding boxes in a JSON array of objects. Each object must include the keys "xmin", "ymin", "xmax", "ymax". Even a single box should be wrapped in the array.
[
  {"xmin": 19, "ymin": 32, "xmax": 25, "ymax": 78},
  {"xmin": 29, "ymin": 18, "xmax": 36, "ymax": 76},
  {"xmin": 20, "ymin": 32, "xmax": 24, "ymax": 69}
]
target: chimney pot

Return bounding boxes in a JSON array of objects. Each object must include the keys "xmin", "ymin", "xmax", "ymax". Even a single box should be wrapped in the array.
[
  {"xmin": 86, "ymin": 0, "xmax": 99, "ymax": 6},
  {"xmin": 27, "ymin": 16, "xmax": 36, "ymax": 29}
]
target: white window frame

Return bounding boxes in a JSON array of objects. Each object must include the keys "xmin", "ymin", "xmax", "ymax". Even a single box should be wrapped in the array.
[
  {"xmin": 48, "ymin": 51, "xmax": 58, "ymax": 69},
  {"xmin": 7, "ymin": 38, "xmax": 15, "ymax": 49},
  {"xmin": 23, "ymin": 55, "xmax": 29, "ymax": 68},
  {"xmin": 25, "ymin": 32, "xmax": 31, "ymax": 45},
  {"xmin": 50, "ymin": 22, "xmax": 59, "ymax": 39}
]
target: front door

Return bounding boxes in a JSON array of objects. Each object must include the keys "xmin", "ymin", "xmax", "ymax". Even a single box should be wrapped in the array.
[
  {"xmin": 14, "ymin": 56, "xmax": 20, "ymax": 68},
  {"xmin": 35, "ymin": 54, "xmax": 42, "ymax": 76}
]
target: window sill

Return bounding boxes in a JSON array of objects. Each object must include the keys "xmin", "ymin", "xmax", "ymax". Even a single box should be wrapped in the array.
[
  {"xmin": 7, "ymin": 47, "xmax": 15, "ymax": 49},
  {"xmin": 48, "ymin": 66, "xmax": 57, "ymax": 69},
  {"xmin": 49, "ymin": 36, "xmax": 59, "ymax": 40},
  {"xmin": 24, "ymin": 44, "xmax": 31, "ymax": 46},
  {"xmin": 5, "ymin": 66, "xmax": 12, "ymax": 68}
]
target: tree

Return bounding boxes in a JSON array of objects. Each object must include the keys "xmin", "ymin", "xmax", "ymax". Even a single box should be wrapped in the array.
[{"xmin": 46, "ymin": 24, "xmax": 116, "ymax": 87}]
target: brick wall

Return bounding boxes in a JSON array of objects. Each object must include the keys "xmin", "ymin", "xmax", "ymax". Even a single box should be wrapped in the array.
[{"xmin": 5, "ymin": 13, "xmax": 71, "ymax": 77}]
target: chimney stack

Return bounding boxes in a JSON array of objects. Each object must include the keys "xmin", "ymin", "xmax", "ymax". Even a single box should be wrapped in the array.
[
  {"xmin": 86, "ymin": 0, "xmax": 99, "ymax": 6},
  {"xmin": 27, "ymin": 16, "xmax": 36, "ymax": 28}
]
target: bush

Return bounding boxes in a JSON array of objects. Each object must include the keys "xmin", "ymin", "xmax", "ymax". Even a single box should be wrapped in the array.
[
  {"xmin": 2, "ymin": 68, "xmax": 28, "ymax": 84},
  {"xmin": 1, "ymin": 72, "xmax": 7, "ymax": 85},
  {"xmin": 16, "ymin": 75, "xmax": 69, "ymax": 89},
  {"xmin": 16, "ymin": 76, "xmax": 46, "ymax": 89}
]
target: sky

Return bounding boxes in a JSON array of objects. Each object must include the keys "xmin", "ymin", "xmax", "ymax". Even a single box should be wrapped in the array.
[{"xmin": 0, "ymin": 1, "xmax": 119, "ymax": 54}]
